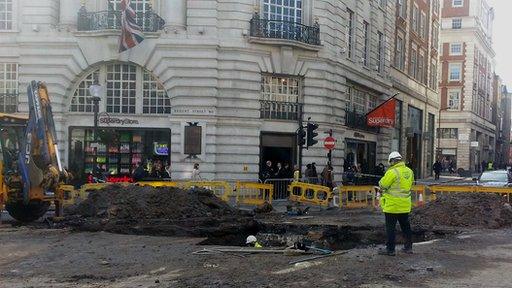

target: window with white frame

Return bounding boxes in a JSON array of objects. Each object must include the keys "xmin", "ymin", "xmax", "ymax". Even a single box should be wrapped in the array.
[
  {"xmin": 452, "ymin": 0, "xmax": 463, "ymax": 7},
  {"xmin": 363, "ymin": 21, "xmax": 370, "ymax": 66},
  {"xmin": 108, "ymin": 0, "xmax": 153, "ymax": 13},
  {"xmin": 412, "ymin": 5, "xmax": 419, "ymax": 33},
  {"xmin": 377, "ymin": 31, "xmax": 384, "ymax": 73},
  {"xmin": 431, "ymin": 21, "xmax": 439, "ymax": 49},
  {"xmin": 0, "ymin": 63, "xmax": 18, "ymax": 113},
  {"xmin": 70, "ymin": 69, "xmax": 100, "ymax": 113},
  {"xmin": 448, "ymin": 89, "xmax": 461, "ymax": 110},
  {"xmin": 263, "ymin": 0, "xmax": 302, "ymax": 23},
  {"xmin": 397, "ymin": 0, "xmax": 406, "ymax": 19},
  {"xmin": 429, "ymin": 59, "xmax": 438, "ymax": 90},
  {"xmin": 410, "ymin": 47, "xmax": 417, "ymax": 78},
  {"xmin": 418, "ymin": 51, "xmax": 425, "ymax": 83},
  {"xmin": 347, "ymin": 86, "xmax": 377, "ymax": 114},
  {"xmin": 449, "ymin": 63, "xmax": 462, "ymax": 81},
  {"xmin": 450, "ymin": 43, "xmax": 463, "ymax": 55},
  {"xmin": 395, "ymin": 34, "xmax": 405, "ymax": 70},
  {"xmin": 261, "ymin": 75, "xmax": 301, "ymax": 103},
  {"xmin": 420, "ymin": 11, "xmax": 426, "ymax": 38},
  {"xmin": 452, "ymin": 18, "xmax": 462, "ymax": 29},
  {"xmin": 0, "ymin": 0, "xmax": 13, "ymax": 30},
  {"xmin": 70, "ymin": 63, "xmax": 171, "ymax": 114},
  {"xmin": 347, "ymin": 8, "xmax": 355, "ymax": 59}
]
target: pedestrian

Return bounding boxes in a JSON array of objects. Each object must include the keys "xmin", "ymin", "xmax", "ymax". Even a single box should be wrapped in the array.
[
  {"xmin": 283, "ymin": 162, "xmax": 293, "ymax": 179},
  {"xmin": 274, "ymin": 162, "xmax": 284, "ymax": 178},
  {"xmin": 481, "ymin": 160, "xmax": 487, "ymax": 173},
  {"xmin": 448, "ymin": 161, "xmax": 455, "ymax": 174},
  {"xmin": 311, "ymin": 162, "xmax": 319, "ymax": 184},
  {"xmin": 433, "ymin": 159, "xmax": 442, "ymax": 180},
  {"xmin": 378, "ymin": 151, "xmax": 414, "ymax": 256},
  {"xmin": 261, "ymin": 160, "xmax": 274, "ymax": 182},
  {"xmin": 487, "ymin": 161, "xmax": 494, "ymax": 171},
  {"xmin": 150, "ymin": 160, "xmax": 169, "ymax": 179},
  {"xmin": 191, "ymin": 163, "xmax": 201, "ymax": 180},
  {"xmin": 293, "ymin": 165, "xmax": 300, "ymax": 182},
  {"xmin": 304, "ymin": 164, "xmax": 313, "ymax": 182},
  {"xmin": 321, "ymin": 162, "xmax": 334, "ymax": 189},
  {"xmin": 132, "ymin": 161, "xmax": 148, "ymax": 182}
]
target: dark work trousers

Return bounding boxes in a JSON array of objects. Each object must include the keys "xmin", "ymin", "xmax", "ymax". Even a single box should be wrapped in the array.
[{"xmin": 385, "ymin": 213, "xmax": 413, "ymax": 252}]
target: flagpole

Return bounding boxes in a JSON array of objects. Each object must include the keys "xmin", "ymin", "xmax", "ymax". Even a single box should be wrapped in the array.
[{"xmin": 365, "ymin": 92, "xmax": 399, "ymax": 117}]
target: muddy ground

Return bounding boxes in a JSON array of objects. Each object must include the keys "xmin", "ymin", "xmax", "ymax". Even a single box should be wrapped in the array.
[{"xmin": 2, "ymin": 211, "xmax": 512, "ymax": 288}]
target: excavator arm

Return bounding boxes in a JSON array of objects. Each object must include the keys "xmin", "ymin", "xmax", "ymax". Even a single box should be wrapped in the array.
[{"xmin": 1, "ymin": 81, "xmax": 67, "ymax": 222}]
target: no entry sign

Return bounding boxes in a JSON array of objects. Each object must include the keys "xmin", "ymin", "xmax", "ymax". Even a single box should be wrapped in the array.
[{"xmin": 324, "ymin": 136, "xmax": 336, "ymax": 150}]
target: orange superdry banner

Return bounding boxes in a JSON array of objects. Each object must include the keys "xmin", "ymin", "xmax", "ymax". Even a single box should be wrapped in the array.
[{"xmin": 366, "ymin": 98, "xmax": 396, "ymax": 128}]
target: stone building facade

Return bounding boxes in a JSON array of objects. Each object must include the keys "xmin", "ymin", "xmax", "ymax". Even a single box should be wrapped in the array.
[
  {"xmin": 390, "ymin": 0, "xmax": 441, "ymax": 178},
  {"xmin": 0, "ymin": 0, "xmax": 413, "ymax": 183},
  {"xmin": 438, "ymin": 0, "xmax": 496, "ymax": 173}
]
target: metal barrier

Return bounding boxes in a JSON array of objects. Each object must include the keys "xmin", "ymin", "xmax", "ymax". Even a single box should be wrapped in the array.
[
  {"xmin": 234, "ymin": 182, "xmax": 273, "ymax": 206},
  {"xmin": 181, "ymin": 181, "xmax": 233, "ymax": 201},
  {"xmin": 288, "ymin": 182, "xmax": 332, "ymax": 206},
  {"xmin": 338, "ymin": 186, "xmax": 377, "ymax": 208},
  {"xmin": 264, "ymin": 178, "xmax": 294, "ymax": 199}
]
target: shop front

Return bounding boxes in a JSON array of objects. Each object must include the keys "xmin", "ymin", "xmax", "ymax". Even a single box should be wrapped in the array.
[
  {"xmin": 344, "ymin": 138, "xmax": 377, "ymax": 174},
  {"xmin": 68, "ymin": 126, "xmax": 171, "ymax": 185}
]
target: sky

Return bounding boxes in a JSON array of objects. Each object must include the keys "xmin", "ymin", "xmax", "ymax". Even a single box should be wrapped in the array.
[{"xmin": 487, "ymin": 0, "xmax": 512, "ymax": 88}]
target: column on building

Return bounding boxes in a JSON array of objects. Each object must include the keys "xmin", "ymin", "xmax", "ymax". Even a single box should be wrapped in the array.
[
  {"xmin": 59, "ymin": 0, "xmax": 83, "ymax": 28},
  {"xmin": 163, "ymin": 0, "xmax": 186, "ymax": 29}
]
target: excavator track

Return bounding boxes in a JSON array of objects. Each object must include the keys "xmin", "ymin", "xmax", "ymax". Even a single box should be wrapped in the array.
[{"xmin": 5, "ymin": 200, "xmax": 50, "ymax": 222}]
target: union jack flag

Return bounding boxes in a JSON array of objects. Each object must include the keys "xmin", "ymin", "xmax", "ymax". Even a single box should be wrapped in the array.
[{"xmin": 119, "ymin": 0, "xmax": 144, "ymax": 52}]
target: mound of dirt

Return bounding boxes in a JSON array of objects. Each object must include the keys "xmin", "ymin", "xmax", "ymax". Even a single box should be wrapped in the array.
[
  {"xmin": 62, "ymin": 185, "xmax": 258, "ymax": 239},
  {"xmin": 411, "ymin": 193, "xmax": 512, "ymax": 230}
]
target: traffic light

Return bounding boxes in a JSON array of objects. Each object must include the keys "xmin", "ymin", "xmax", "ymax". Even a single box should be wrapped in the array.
[
  {"xmin": 297, "ymin": 127, "xmax": 306, "ymax": 146},
  {"xmin": 306, "ymin": 122, "xmax": 319, "ymax": 147}
]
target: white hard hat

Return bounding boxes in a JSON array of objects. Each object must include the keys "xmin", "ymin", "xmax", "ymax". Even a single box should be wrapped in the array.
[
  {"xmin": 246, "ymin": 235, "xmax": 257, "ymax": 244},
  {"xmin": 388, "ymin": 151, "xmax": 402, "ymax": 162}
]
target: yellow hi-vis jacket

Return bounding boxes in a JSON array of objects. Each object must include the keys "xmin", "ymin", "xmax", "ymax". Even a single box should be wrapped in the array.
[{"xmin": 379, "ymin": 161, "xmax": 414, "ymax": 214}]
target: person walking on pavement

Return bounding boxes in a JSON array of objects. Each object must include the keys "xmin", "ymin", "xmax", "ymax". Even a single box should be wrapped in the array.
[
  {"xmin": 433, "ymin": 160, "xmax": 442, "ymax": 180},
  {"xmin": 378, "ymin": 151, "xmax": 414, "ymax": 256},
  {"xmin": 311, "ymin": 162, "xmax": 319, "ymax": 184},
  {"xmin": 191, "ymin": 163, "xmax": 201, "ymax": 180}
]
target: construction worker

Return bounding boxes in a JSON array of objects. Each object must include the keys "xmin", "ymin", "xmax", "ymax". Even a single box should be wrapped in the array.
[
  {"xmin": 246, "ymin": 235, "xmax": 262, "ymax": 248},
  {"xmin": 378, "ymin": 151, "xmax": 414, "ymax": 256}
]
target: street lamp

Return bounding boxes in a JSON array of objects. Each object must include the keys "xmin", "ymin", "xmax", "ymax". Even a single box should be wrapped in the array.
[{"xmin": 88, "ymin": 82, "xmax": 102, "ymax": 141}]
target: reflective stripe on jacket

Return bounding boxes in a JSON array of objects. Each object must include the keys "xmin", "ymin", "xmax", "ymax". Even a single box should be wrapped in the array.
[{"xmin": 378, "ymin": 162, "xmax": 414, "ymax": 213}]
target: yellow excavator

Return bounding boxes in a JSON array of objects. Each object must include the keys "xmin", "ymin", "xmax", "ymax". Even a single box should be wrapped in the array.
[{"xmin": 1, "ymin": 81, "xmax": 68, "ymax": 222}]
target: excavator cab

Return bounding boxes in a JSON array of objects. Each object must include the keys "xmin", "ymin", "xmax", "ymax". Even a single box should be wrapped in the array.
[{"xmin": 1, "ymin": 126, "xmax": 23, "ymax": 175}]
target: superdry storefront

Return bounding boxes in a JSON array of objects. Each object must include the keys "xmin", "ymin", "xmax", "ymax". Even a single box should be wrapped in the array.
[{"xmin": 68, "ymin": 124, "xmax": 171, "ymax": 185}]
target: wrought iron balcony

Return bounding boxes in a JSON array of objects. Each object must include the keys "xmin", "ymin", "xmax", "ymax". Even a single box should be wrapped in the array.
[
  {"xmin": 345, "ymin": 109, "xmax": 380, "ymax": 133},
  {"xmin": 250, "ymin": 15, "xmax": 321, "ymax": 46},
  {"xmin": 0, "ymin": 93, "xmax": 18, "ymax": 113},
  {"xmin": 260, "ymin": 100, "xmax": 302, "ymax": 121},
  {"xmin": 77, "ymin": 8, "xmax": 165, "ymax": 32}
]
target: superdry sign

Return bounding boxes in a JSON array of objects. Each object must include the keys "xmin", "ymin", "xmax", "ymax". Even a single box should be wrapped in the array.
[{"xmin": 366, "ymin": 98, "xmax": 396, "ymax": 128}]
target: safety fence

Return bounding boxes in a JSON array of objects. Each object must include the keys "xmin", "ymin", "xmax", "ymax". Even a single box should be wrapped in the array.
[{"xmin": 57, "ymin": 179, "xmax": 512, "ymax": 211}]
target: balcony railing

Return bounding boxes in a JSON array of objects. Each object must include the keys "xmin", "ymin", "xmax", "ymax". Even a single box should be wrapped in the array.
[
  {"xmin": 0, "ymin": 93, "xmax": 18, "ymax": 113},
  {"xmin": 260, "ymin": 100, "xmax": 302, "ymax": 121},
  {"xmin": 77, "ymin": 8, "xmax": 165, "ymax": 32},
  {"xmin": 250, "ymin": 15, "xmax": 321, "ymax": 46},
  {"xmin": 345, "ymin": 109, "xmax": 380, "ymax": 133}
]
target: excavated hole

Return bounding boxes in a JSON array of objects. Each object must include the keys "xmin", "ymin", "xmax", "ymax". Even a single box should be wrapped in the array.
[{"xmin": 199, "ymin": 221, "xmax": 449, "ymax": 250}]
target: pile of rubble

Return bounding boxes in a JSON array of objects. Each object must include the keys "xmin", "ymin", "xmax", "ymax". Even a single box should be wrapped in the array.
[
  {"xmin": 62, "ymin": 185, "xmax": 258, "ymax": 239},
  {"xmin": 411, "ymin": 193, "xmax": 512, "ymax": 230}
]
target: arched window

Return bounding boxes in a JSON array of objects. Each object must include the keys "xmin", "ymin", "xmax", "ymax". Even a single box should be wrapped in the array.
[{"xmin": 70, "ymin": 63, "xmax": 170, "ymax": 114}]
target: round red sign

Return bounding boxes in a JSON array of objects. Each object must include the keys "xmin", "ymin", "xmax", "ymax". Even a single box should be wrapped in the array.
[{"xmin": 324, "ymin": 136, "xmax": 336, "ymax": 150}]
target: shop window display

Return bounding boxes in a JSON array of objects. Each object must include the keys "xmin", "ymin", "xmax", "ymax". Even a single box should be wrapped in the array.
[{"xmin": 69, "ymin": 127, "xmax": 171, "ymax": 185}]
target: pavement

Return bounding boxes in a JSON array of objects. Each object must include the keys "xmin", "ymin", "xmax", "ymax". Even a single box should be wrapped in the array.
[{"xmin": 416, "ymin": 174, "xmax": 478, "ymax": 185}]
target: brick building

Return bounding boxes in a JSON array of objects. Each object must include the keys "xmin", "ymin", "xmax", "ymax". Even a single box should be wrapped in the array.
[{"xmin": 438, "ymin": 0, "xmax": 496, "ymax": 173}]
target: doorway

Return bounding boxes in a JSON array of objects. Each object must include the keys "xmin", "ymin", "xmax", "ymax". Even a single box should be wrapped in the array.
[
  {"xmin": 406, "ymin": 133, "xmax": 422, "ymax": 178},
  {"xmin": 260, "ymin": 133, "xmax": 296, "ymax": 179},
  {"xmin": 344, "ymin": 139, "xmax": 377, "ymax": 174}
]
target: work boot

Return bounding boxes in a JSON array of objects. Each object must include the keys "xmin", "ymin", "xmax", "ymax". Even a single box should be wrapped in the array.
[
  {"xmin": 378, "ymin": 248, "xmax": 396, "ymax": 256},
  {"xmin": 401, "ymin": 247, "xmax": 413, "ymax": 254}
]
